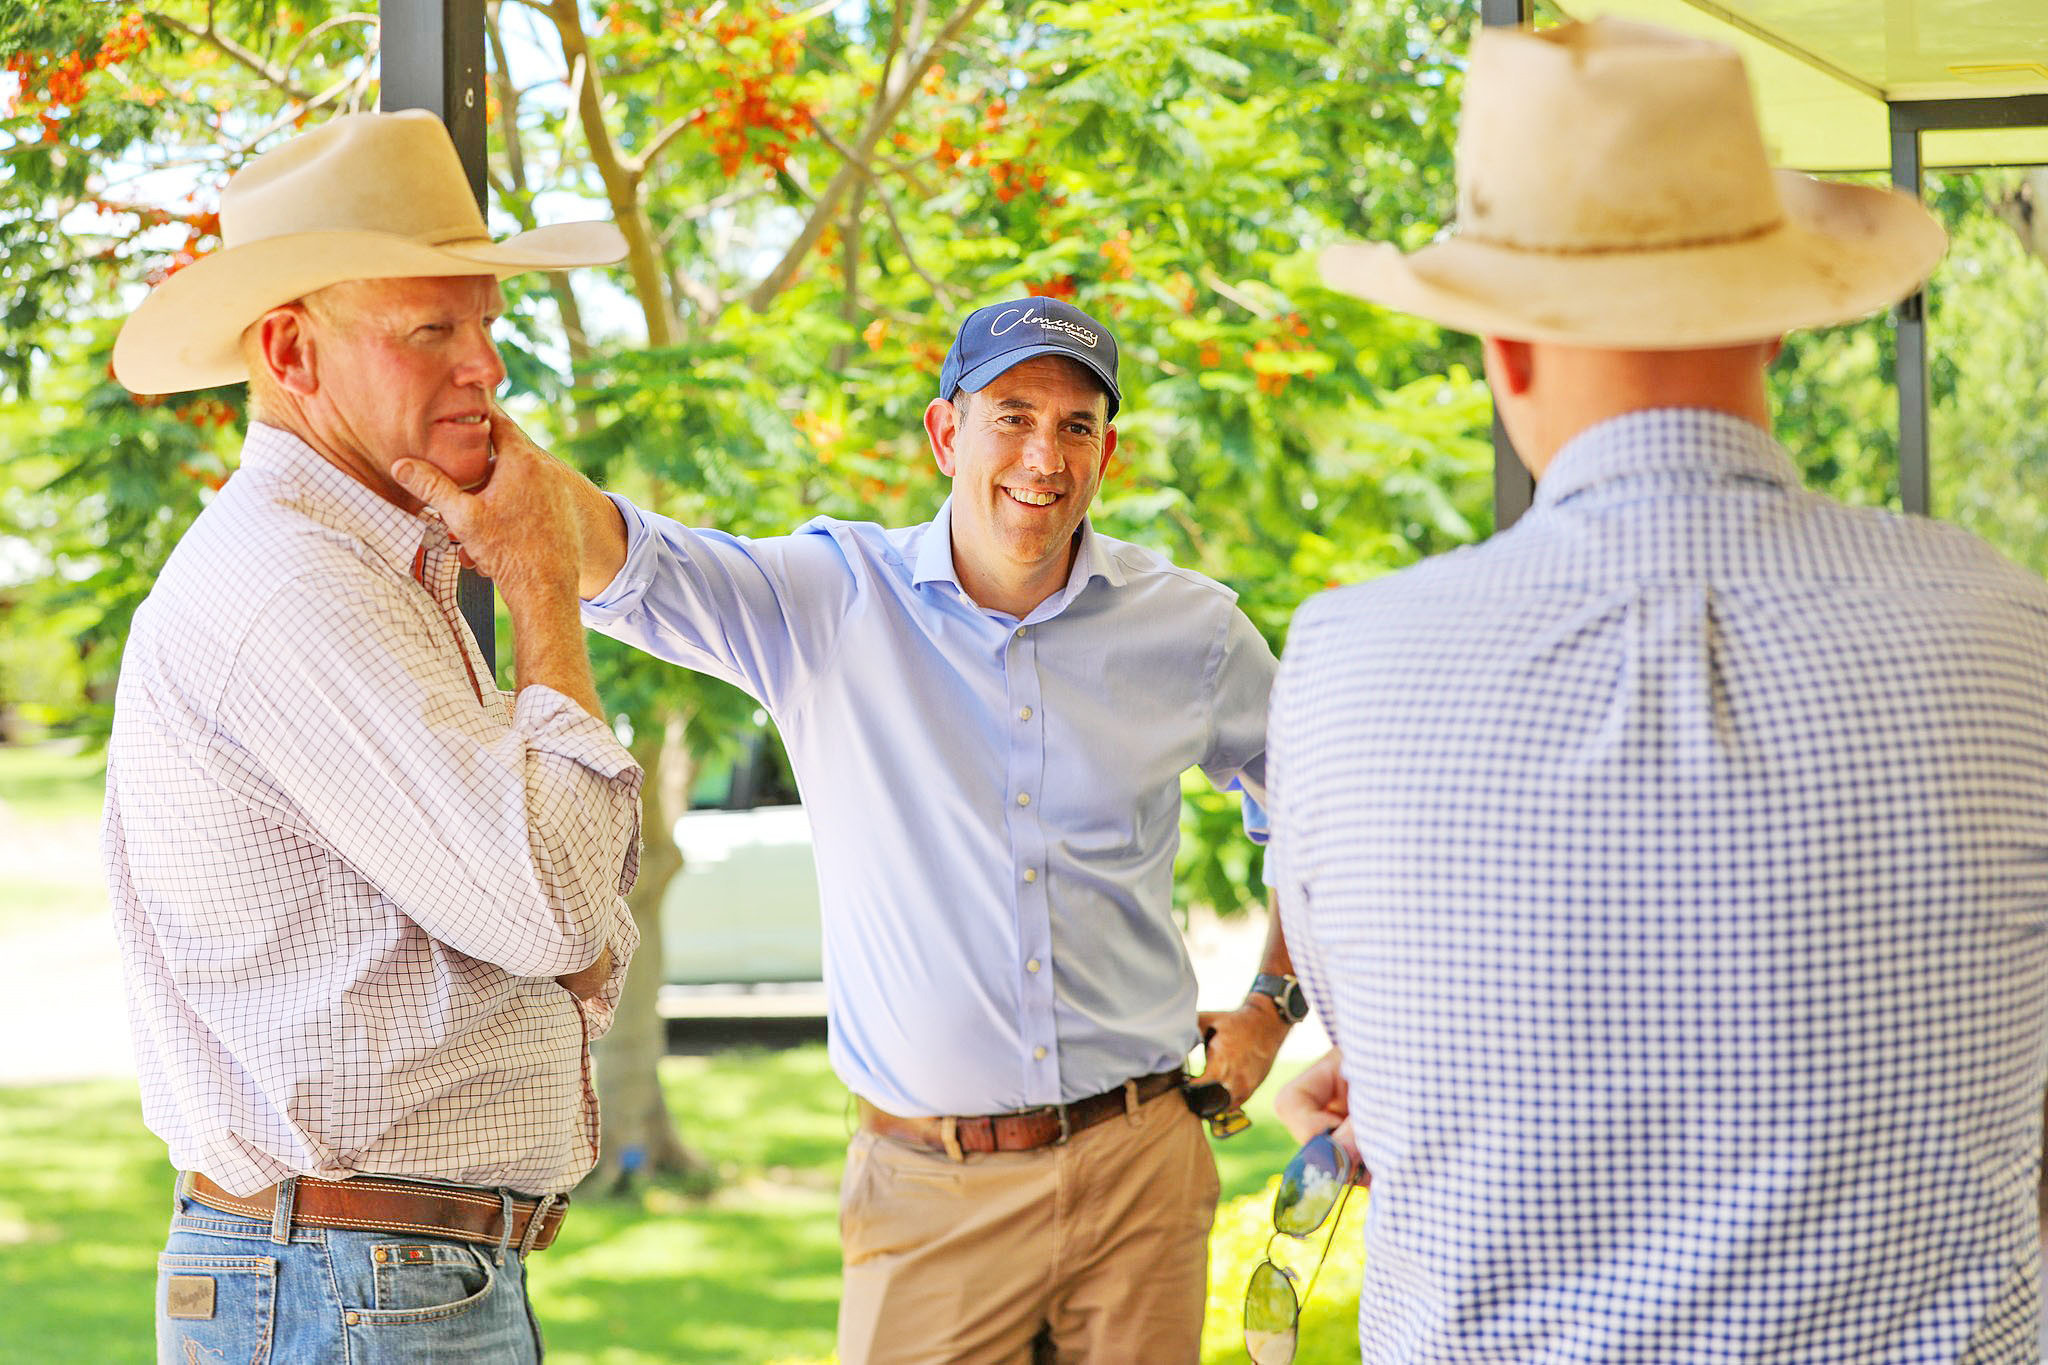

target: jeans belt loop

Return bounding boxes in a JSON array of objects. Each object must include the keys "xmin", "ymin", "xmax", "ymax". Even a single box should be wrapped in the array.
[
  {"xmin": 1055, "ymin": 1103, "xmax": 1073, "ymax": 1145},
  {"xmin": 493, "ymin": 1190, "xmax": 516, "ymax": 1267},
  {"xmin": 940, "ymin": 1115, "xmax": 965, "ymax": 1163},
  {"xmin": 270, "ymin": 1176, "xmax": 298, "ymax": 1245},
  {"xmin": 518, "ymin": 1194, "xmax": 555, "ymax": 1261},
  {"xmin": 1123, "ymin": 1077, "xmax": 1143, "ymax": 1126}
]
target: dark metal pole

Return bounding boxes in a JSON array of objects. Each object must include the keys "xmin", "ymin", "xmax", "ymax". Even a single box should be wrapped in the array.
[
  {"xmin": 1887, "ymin": 104, "xmax": 1931, "ymax": 518},
  {"xmin": 381, "ymin": 0, "xmax": 497, "ymax": 663},
  {"xmin": 1481, "ymin": 0, "xmax": 1536, "ymax": 532}
]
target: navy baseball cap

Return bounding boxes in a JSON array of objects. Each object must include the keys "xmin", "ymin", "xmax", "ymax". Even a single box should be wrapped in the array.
[{"xmin": 938, "ymin": 298, "xmax": 1121, "ymax": 419}]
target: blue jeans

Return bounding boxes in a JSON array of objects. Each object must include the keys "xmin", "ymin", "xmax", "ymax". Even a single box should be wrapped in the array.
[{"xmin": 155, "ymin": 1176, "xmax": 544, "ymax": 1364}]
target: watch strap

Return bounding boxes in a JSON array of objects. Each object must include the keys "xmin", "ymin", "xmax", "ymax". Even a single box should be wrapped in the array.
[{"xmin": 1249, "ymin": 972, "xmax": 1309, "ymax": 1024}]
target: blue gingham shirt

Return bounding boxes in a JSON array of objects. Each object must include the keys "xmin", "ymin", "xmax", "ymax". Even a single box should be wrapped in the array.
[
  {"xmin": 1270, "ymin": 409, "xmax": 2048, "ymax": 1362},
  {"xmin": 584, "ymin": 496, "xmax": 1275, "ymax": 1116}
]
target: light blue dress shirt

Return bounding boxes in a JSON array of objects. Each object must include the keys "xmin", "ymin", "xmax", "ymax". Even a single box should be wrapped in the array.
[
  {"xmin": 584, "ymin": 495, "xmax": 1275, "ymax": 1116},
  {"xmin": 1271, "ymin": 409, "xmax": 2048, "ymax": 1363}
]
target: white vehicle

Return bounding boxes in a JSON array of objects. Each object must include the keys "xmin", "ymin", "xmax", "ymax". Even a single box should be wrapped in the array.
[{"xmin": 661, "ymin": 733, "xmax": 823, "ymax": 988}]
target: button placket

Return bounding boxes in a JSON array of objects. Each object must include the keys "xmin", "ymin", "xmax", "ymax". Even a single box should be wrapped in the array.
[
  {"xmin": 1003, "ymin": 622, "xmax": 1058, "ymax": 1102},
  {"xmin": 414, "ymin": 527, "xmax": 497, "ymax": 713}
]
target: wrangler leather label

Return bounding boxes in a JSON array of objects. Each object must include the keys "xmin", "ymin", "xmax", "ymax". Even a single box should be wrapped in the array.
[{"xmin": 165, "ymin": 1274, "xmax": 216, "ymax": 1320}]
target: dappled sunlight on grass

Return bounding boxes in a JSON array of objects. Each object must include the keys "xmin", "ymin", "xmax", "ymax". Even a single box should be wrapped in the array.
[
  {"xmin": 1203, "ymin": 1174, "xmax": 1366, "ymax": 1365},
  {"xmin": 0, "ymin": 1080, "xmax": 170, "ymax": 1363},
  {"xmin": 0, "ymin": 1028, "xmax": 1335, "ymax": 1361}
]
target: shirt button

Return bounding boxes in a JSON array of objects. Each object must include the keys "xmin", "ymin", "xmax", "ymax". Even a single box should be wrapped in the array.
[
  {"xmin": 1016, "ymin": 792, "xmax": 1031, "ymax": 807},
  {"xmin": 1023, "ymin": 868, "xmax": 1037, "ymax": 883},
  {"xmin": 1015, "ymin": 626, "xmax": 1028, "ymax": 638},
  {"xmin": 1033, "ymin": 1046, "xmax": 1047, "ymax": 1060},
  {"xmin": 1027, "ymin": 958, "xmax": 1041, "ymax": 973},
  {"xmin": 1018, "ymin": 706, "xmax": 1032, "ymax": 721}
]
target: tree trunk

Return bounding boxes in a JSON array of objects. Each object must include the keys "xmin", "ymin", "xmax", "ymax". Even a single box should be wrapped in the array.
[
  {"xmin": 583, "ymin": 708, "xmax": 712, "ymax": 1194},
  {"xmin": 1992, "ymin": 169, "xmax": 2048, "ymax": 269}
]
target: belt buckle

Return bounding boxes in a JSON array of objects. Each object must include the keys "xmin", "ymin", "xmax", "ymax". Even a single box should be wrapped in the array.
[{"xmin": 1028, "ymin": 1102, "xmax": 1073, "ymax": 1146}]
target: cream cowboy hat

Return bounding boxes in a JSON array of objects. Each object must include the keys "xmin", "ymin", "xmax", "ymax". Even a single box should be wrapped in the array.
[
  {"xmin": 113, "ymin": 110, "xmax": 627, "ymax": 394},
  {"xmin": 1319, "ymin": 19, "xmax": 1946, "ymax": 348}
]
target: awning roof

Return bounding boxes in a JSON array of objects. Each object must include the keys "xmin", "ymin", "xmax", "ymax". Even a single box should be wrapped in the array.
[{"xmin": 1553, "ymin": 0, "xmax": 2048, "ymax": 171}]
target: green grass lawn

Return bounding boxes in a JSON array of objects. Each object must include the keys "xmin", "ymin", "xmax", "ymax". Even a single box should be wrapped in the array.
[
  {"xmin": 0, "ymin": 738, "xmax": 106, "ymax": 823},
  {"xmin": 0, "ymin": 1049, "xmax": 1362, "ymax": 1364},
  {"xmin": 0, "ymin": 741, "xmax": 1364, "ymax": 1361},
  {"xmin": 0, "ymin": 740, "xmax": 110, "ymax": 936}
]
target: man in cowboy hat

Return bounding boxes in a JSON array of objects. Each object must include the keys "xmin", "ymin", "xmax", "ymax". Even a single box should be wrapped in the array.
[
  {"xmin": 395, "ymin": 296, "xmax": 1302, "ymax": 1362},
  {"xmin": 103, "ymin": 110, "xmax": 639, "ymax": 1362},
  {"xmin": 1266, "ymin": 17, "xmax": 2048, "ymax": 1363}
]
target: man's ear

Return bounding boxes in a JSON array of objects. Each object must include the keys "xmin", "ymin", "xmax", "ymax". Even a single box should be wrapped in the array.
[
  {"xmin": 1098, "ymin": 424, "xmax": 1118, "ymax": 482},
  {"xmin": 255, "ymin": 304, "xmax": 318, "ymax": 397},
  {"xmin": 925, "ymin": 397, "xmax": 960, "ymax": 478},
  {"xmin": 1481, "ymin": 336, "xmax": 1536, "ymax": 398}
]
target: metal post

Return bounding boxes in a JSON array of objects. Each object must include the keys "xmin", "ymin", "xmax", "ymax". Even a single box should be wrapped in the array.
[
  {"xmin": 1481, "ymin": 0, "xmax": 1536, "ymax": 532},
  {"xmin": 1887, "ymin": 105, "xmax": 1930, "ymax": 518},
  {"xmin": 381, "ymin": 0, "xmax": 496, "ymax": 663}
]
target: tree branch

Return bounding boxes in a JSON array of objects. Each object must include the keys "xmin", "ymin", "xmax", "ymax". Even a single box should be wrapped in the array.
[
  {"xmin": 625, "ymin": 105, "xmax": 710, "ymax": 178},
  {"xmin": 1199, "ymin": 268, "xmax": 1277, "ymax": 319},
  {"xmin": 546, "ymin": 0, "xmax": 681, "ymax": 345},
  {"xmin": 745, "ymin": 0, "xmax": 993, "ymax": 312},
  {"xmin": 147, "ymin": 10, "xmax": 316, "ymax": 103},
  {"xmin": 485, "ymin": 1, "xmax": 528, "ymax": 191},
  {"xmin": 274, "ymin": 12, "xmax": 377, "ymax": 81}
]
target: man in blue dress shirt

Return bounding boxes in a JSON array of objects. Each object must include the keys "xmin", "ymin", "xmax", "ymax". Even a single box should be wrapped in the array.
[
  {"xmin": 1268, "ymin": 19, "xmax": 2048, "ymax": 1365},
  {"xmin": 398, "ymin": 298, "xmax": 1302, "ymax": 1361}
]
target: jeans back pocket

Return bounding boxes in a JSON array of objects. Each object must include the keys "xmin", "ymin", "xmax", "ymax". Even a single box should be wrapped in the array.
[{"xmin": 156, "ymin": 1252, "xmax": 277, "ymax": 1365}]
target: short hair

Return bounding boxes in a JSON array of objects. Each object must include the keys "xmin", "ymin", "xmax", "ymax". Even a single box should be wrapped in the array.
[{"xmin": 238, "ymin": 284, "xmax": 352, "ymax": 422}]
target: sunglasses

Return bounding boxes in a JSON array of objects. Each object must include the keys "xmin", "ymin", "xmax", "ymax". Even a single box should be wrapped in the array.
[
  {"xmin": 1243, "ymin": 1132, "xmax": 1362, "ymax": 1365},
  {"xmin": 1182, "ymin": 1079, "xmax": 1253, "ymax": 1139}
]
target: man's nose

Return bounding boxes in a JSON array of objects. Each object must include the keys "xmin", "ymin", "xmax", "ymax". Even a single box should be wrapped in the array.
[
  {"xmin": 1020, "ymin": 427, "xmax": 1064, "ymax": 476},
  {"xmin": 458, "ymin": 325, "xmax": 508, "ymax": 391}
]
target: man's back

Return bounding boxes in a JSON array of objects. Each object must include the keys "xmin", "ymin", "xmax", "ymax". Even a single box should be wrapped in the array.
[{"xmin": 1271, "ymin": 409, "xmax": 2048, "ymax": 1362}]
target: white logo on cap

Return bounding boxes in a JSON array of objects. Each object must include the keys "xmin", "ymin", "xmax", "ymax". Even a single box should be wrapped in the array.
[{"xmin": 989, "ymin": 307, "xmax": 1099, "ymax": 349}]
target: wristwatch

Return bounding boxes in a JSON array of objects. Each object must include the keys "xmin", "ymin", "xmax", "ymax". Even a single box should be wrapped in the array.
[{"xmin": 1248, "ymin": 972, "xmax": 1309, "ymax": 1025}]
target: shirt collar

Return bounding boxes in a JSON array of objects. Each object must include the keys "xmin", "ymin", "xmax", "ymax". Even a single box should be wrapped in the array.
[
  {"xmin": 237, "ymin": 423, "xmax": 440, "ymax": 575},
  {"xmin": 910, "ymin": 494, "xmax": 1127, "ymax": 615},
  {"xmin": 1532, "ymin": 408, "xmax": 1801, "ymax": 511}
]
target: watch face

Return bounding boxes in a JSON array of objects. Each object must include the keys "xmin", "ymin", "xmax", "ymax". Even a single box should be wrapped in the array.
[{"xmin": 1280, "ymin": 981, "xmax": 1309, "ymax": 1023}]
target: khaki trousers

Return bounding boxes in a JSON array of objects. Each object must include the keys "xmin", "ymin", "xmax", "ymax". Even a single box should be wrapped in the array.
[{"xmin": 837, "ymin": 1086, "xmax": 1220, "ymax": 1365}]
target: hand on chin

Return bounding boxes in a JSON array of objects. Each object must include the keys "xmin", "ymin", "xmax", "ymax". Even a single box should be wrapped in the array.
[{"xmin": 418, "ymin": 434, "xmax": 495, "ymax": 494}]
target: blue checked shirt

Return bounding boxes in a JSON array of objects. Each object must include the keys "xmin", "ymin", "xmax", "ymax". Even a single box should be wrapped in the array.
[
  {"xmin": 1269, "ymin": 409, "xmax": 2048, "ymax": 1362},
  {"xmin": 584, "ymin": 496, "xmax": 1275, "ymax": 1116}
]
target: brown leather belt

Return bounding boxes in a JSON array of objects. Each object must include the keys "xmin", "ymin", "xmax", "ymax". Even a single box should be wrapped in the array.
[
  {"xmin": 183, "ymin": 1171, "xmax": 568, "ymax": 1254},
  {"xmin": 859, "ymin": 1070, "xmax": 1185, "ymax": 1156}
]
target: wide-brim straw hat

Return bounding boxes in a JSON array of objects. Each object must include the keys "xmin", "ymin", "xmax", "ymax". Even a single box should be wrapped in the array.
[
  {"xmin": 1320, "ymin": 19, "xmax": 1947, "ymax": 348},
  {"xmin": 113, "ymin": 110, "xmax": 627, "ymax": 394}
]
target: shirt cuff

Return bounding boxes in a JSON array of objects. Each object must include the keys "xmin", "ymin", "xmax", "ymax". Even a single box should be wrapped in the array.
[
  {"xmin": 580, "ymin": 493, "xmax": 656, "ymax": 625},
  {"xmin": 510, "ymin": 684, "xmax": 640, "ymax": 783},
  {"xmin": 1227, "ymin": 780, "xmax": 1271, "ymax": 847}
]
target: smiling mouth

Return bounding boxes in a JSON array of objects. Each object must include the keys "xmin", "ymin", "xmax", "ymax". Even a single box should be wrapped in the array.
[
  {"xmin": 1005, "ymin": 487, "xmax": 1059, "ymax": 507},
  {"xmin": 439, "ymin": 414, "xmax": 487, "ymax": 427}
]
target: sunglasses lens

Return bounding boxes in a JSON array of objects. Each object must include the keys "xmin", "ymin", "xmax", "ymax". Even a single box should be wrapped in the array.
[
  {"xmin": 1274, "ymin": 1133, "xmax": 1349, "ymax": 1237},
  {"xmin": 1243, "ymin": 1259, "xmax": 1300, "ymax": 1365}
]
